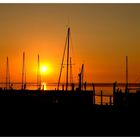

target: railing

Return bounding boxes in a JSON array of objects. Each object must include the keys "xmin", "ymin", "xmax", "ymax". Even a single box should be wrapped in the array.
[{"xmin": 93, "ymin": 90, "xmax": 113, "ymax": 105}]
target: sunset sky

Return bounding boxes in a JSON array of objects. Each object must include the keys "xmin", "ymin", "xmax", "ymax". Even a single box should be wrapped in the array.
[{"xmin": 0, "ymin": 4, "xmax": 140, "ymax": 84}]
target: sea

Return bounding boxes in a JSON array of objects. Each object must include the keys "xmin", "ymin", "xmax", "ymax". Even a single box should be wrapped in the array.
[{"xmin": 0, "ymin": 82, "xmax": 127, "ymax": 105}]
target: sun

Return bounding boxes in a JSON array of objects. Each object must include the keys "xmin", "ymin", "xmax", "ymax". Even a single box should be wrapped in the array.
[
  {"xmin": 41, "ymin": 66, "xmax": 47, "ymax": 72},
  {"xmin": 39, "ymin": 63, "xmax": 52, "ymax": 75},
  {"xmin": 41, "ymin": 66, "xmax": 48, "ymax": 74}
]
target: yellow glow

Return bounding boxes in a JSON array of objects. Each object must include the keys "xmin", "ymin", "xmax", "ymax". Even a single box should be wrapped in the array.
[
  {"xmin": 40, "ymin": 65, "xmax": 52, "ymax": 75},
  {"xmin": 41, "ymin": 66, "xmax": 47, "ymax": 73}
]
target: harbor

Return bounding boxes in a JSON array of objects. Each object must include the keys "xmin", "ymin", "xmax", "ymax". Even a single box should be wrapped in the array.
[
  {"xmin": 0, "ymin": 4, "xmax": 140, "ymax": 136},
  {"xmin": 0, "ymin": 27, "xmax": 139, "ymax": 113}
]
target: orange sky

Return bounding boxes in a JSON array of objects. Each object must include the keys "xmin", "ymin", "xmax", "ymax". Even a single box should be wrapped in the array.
[{"xmin": 0, "ymin": 4, "xmax": 140, "ymax": 84}]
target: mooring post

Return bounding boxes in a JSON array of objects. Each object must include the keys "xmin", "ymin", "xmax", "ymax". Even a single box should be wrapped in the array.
[
  {"xmin": 84, "ymin": 81, "xmax": 87, "ymax": 91},
  {"xmin": 125, "ymin": 56, "xmax": 129, "ymax": 107},
  {"xmin": 110, "ymin": 96, "xmax": 112, "ymax": 106},
  {"xmin": 62, "ymin": 84, "xmax": 64, "ymax": 91},
  {"xmin": 113, "ymin": 82, "xmax": 117, "ymax": 106},
  {"xmin": 71, "ymin": 83, "xmax": 74, "ymax": 91},
  {"xmin": 113, "ymin": 82, "xmax": 117, "ymax": 94},
  {"xmin": 101, "ymin": 90, "xmax": 103, "ymax": 106},
  {"xmin": 92, "ymin": 83, "xmax": 95, "ymax": 105},
  {"xmin": 78, "ymin": 73, "xmax": 81, "ymax": 91},
  {"xmin": 125, "ymin": 84, "xmax": 128, "ymax": 106}
]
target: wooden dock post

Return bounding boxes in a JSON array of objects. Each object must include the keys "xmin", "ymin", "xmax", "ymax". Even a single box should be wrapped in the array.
[
  {"xmin": 92, "ymin": 83, "xmax": 95, "ymax": 105},
  {"xmin": 125, "ymin": 56, "xmax": 129, "ymax": 106},
  {"xmin": 84, "ymin": 81, "xmax": 87, "ymax": 91},
  {"xmin": 110, "ymin": 96, "xmax": 112, "ymax": 106},
  {"xmin": 62, "ymin": 84, "xmax": 64, "ymax": 91},
  {"xmin": 101, "ymin": 90, "xmax": 103, "ymax": 106},
  {"xmin": 113, "ymin": 82, "xmax": 117, "ymax": 106},
  {"xmin": 71, "ymin": 83, "xmax": 74, "ymax": 91}
]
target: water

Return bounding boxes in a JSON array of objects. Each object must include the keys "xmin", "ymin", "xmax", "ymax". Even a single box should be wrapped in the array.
[{"xmin": 0, "ymin": 82, "xmax": 114, "ymax": 105}]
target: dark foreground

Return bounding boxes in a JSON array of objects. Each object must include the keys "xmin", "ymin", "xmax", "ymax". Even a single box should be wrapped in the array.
[{"xmin": 0, "ymin": 90, "xmax": 140, "ymax": 136}]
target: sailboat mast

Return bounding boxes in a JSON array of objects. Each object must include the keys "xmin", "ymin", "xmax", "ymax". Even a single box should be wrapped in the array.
[
  {"xmin": 66, "ymin": 27, "xmax": 70, "ymax": 91},
  {"xmin": 6, "ymin": 56, "xmax": 9, "ymax": 90},
  {"xmin": 70, "ymin": 57, "xmax": 73, "ymax": 84},
  {"xmin": 126, "ymin": 56, "xmax": 128, "ymax": 85},
  {"xmin": 125, "ymin": 56, "xmax": 128, "ymax": 94},
  {"xmin": 57, "ymin": 28, "xmax": 68, "ymax": 90},
  {"xmin": 22, "ymin": 52, "xmax": 25, "ymax": 90},
  {"xmin": 37, "ymin": 54, "xmax": 41, "ymax": 90},
  {"xmin": 57, "ymin": 27, "xmax": 70, "ymax": 91}
]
